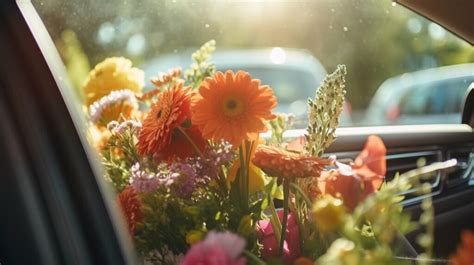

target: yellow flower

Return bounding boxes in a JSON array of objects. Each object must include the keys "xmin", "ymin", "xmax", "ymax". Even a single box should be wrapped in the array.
[
  {"xmin": 312, "ymin": 195, "xmax": 346, "ymax": 233},
  {"xmin": 228, "ymin": 138, "xmax": 265, "ymax": 193},
  {"xmin": 186, "ymin": 230, "xmax": 205, "ymax": 245},
  {"xmin": 237, "ymin": 215, "xmax": 254, "ymax": 237},
  {"xmin": 83, "ymin": 57, "xmax": 144, "ymax": 106},
  {"xmin": 318, "ymin": 238, "xmax": 360, "ymax": 265}
]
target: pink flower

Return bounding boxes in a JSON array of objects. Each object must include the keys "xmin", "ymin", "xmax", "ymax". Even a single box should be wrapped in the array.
[
  {"xmin": 257, "ymin": 211, "xmax": 301, "ymax": 264},
  {"xmin": 180, "ymin": 231, "xmax": 247, "ymax": 265}
]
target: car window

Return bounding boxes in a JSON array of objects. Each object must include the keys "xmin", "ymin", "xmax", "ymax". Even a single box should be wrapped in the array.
[
  {"xmin": 400, "ymin": 77, "xmax": 474, "ymax": 116},
  {"xmin": 31, "ymin": 0, "xmax": 474, "ymax": 129}
]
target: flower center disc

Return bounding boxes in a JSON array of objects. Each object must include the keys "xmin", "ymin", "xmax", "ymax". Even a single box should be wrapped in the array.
[
  {"xmin": 223, "ymin": 97, "xmax": 244, "ymax": 117},
  {"xmin": 155, "ymin": 105, "xmax": 171, "ymax": 125}
]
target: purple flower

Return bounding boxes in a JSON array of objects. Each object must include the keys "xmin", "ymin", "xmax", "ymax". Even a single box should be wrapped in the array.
[
  {"xmin": 186, "ymin": 141, "xmax": 235, "ymax": 184},
  {"xmin": 129, "ymin": 163, "xmax": 161, "ymax": 193},
  {"xmin": 168, "ymin": 162, "xmax": 197, "ymax": 197},
  {"xmin": 206, "ymin": 140, "xmax": 234, "ymax": 167}
]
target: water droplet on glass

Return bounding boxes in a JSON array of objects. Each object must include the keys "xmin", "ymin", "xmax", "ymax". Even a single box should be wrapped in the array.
[
  {"xmin": 407, "ymin": 18, "xmax": 422, "ymax": 34},
  {"xmin": 97, "ymin": 22, "xmax": 116, "ymax": 44},
  {"xmin": 126, "ymin": 33, "xmax": 146, "ymax": 55},
  {"xmin": 428, "ymin": 22, "xmax": 446, "ymax": 40}
]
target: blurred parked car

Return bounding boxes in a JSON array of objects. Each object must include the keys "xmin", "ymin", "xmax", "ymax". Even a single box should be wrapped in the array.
[
  {"xmin": 143, "ymin": 48, "xmax": 353, "ymax": 128},
  {"xmin": 365, "ymin": 64, "xmax": 474, "ymax": 125}
]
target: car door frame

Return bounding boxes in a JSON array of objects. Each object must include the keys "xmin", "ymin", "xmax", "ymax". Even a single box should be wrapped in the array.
[{"xmin": 0, "ymin": 1, "xmax": 136, "ymax": 264}]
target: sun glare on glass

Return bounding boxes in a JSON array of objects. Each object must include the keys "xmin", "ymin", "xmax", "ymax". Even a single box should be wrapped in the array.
[{"xmin": 270, "ymin": 47, "xmax": 286, "ymax": 64}]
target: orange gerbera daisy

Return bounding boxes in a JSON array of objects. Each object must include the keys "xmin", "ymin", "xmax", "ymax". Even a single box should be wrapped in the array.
[
  {"xmin": 136, "ymin": 67, "xmax": 182, "ymax": 101},
  {"xmin": 450, "ymin": 231, "xmax": 474, "ymax": 265},
  {"xmin": 117, "ymin": 186, "xmax": 143, "ymax": 235},
  {"xmin": 137, "ymin": 82, "xmax": 205, "ymax": 160},
  {"xmin": 191, "ymin": 70, "xmax": 277, "ymax": 147},
  {"xmin": 252, "ymin": 145, "xmax": 333, "ymax": 179}
]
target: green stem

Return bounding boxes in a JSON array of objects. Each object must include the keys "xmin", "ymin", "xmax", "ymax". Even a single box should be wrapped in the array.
[
  {"xmin": 293, "ymin": 185, "xmax": 306, "ymax": 255},
  {"xmin": 243, "ymin": 250, "xmax": 266, "ymax": 265},
  {"xmin": 239, "ymin": 144, "xmax": 249, "ymax": 211},
  {"xmin": 177, "ymin": 126, "xmax": 204, "ymax": 158},
  {"xmin": 268, "ymin": 193, "xmax": 282, "ymax": 244},
  {"xmin": 244, "ymin": 140, "xmax": 252, "ymax": 200},
  {"xmin": 279, "ymin": 179, "xmax": 290, "ymax": 257},
  {"xmin": 290, "ymin": 182, "xmax": 313, "ymax": 206}
]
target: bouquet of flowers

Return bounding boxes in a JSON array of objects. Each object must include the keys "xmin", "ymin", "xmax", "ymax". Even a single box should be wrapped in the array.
[{"xmin": 83, "ymin": 41, "xmax": 464, "ymax": 265}]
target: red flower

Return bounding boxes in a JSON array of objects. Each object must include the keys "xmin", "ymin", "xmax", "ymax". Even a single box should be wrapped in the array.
[
  {"xmin": 450, "ymin": 231, "xmax": 474, "ymax": 265},
  {"xmin": 137, "ymin": 82, "xmax": 205, "ymax": 160},
  {"xmin": 319, "ymin": 135, "xmax": 386, "ymax": 211},
  {"xmin": 117, "ymin": 186, "xmax": 143, "ymax": 235}
]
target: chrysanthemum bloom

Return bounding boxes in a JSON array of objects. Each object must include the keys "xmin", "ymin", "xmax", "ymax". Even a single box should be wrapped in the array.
[
  {"xmin": 83, "ymin": 57, "xmax": 144, "ymax": 106},
  {"xmin": 449, "ymin": 230, "xmax": 474, "ymax": 265},
  {"xmin": 88, "ymin": 89, "xmax": 138, "ymax": 126},
  {"xmin": 137, "ymin": 83, "xmax": 206, "ymax": 160},
  {"xmin": 116, "ymin": 186, "xmax": 143, "ymax": 235},
  {"xmin": 252, "ymin": 145, "xmax": 333, "ymax": 179},
  {"xmin": 191, "ymin": 70, "xmax": 277, "ymax": 147},
  {"xmin": 257, "ymin": 211, "xmax": 301, "ymax": 264},
  {"xmin": 319, "ymin": 135, "xmax": 386, "ymax": 211},
  {"xmin": 180, "ymin": 231, "xmax": 246, "ymax": 265}
]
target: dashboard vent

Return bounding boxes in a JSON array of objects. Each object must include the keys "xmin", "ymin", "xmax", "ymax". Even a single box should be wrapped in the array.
[
  {"xmin": 386, "ymin": 151, "xmax": 442, "ymax": 205},
  {"xmin": 446, "ymin": 148, "xmax": 474, "ymax": 188}
]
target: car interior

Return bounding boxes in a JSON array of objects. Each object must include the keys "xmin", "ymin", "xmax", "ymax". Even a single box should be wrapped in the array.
[{"xmin": 0, "ymin": 0, "xmax": 473, "ymax": 264}]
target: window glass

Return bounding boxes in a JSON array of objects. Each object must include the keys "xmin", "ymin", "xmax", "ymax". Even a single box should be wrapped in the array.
[
  {"xmin": 396, "ymin": 77, "xmax": 474, "ymax": 125},
  {"xmin": 32, "ymin": 0, "xmax": 474, "ymax": 128}
]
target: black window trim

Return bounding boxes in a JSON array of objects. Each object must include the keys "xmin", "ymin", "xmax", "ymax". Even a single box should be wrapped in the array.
[{"xmin": 1, "ymin": 0, "xmax": 137, "ymax": 264}]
